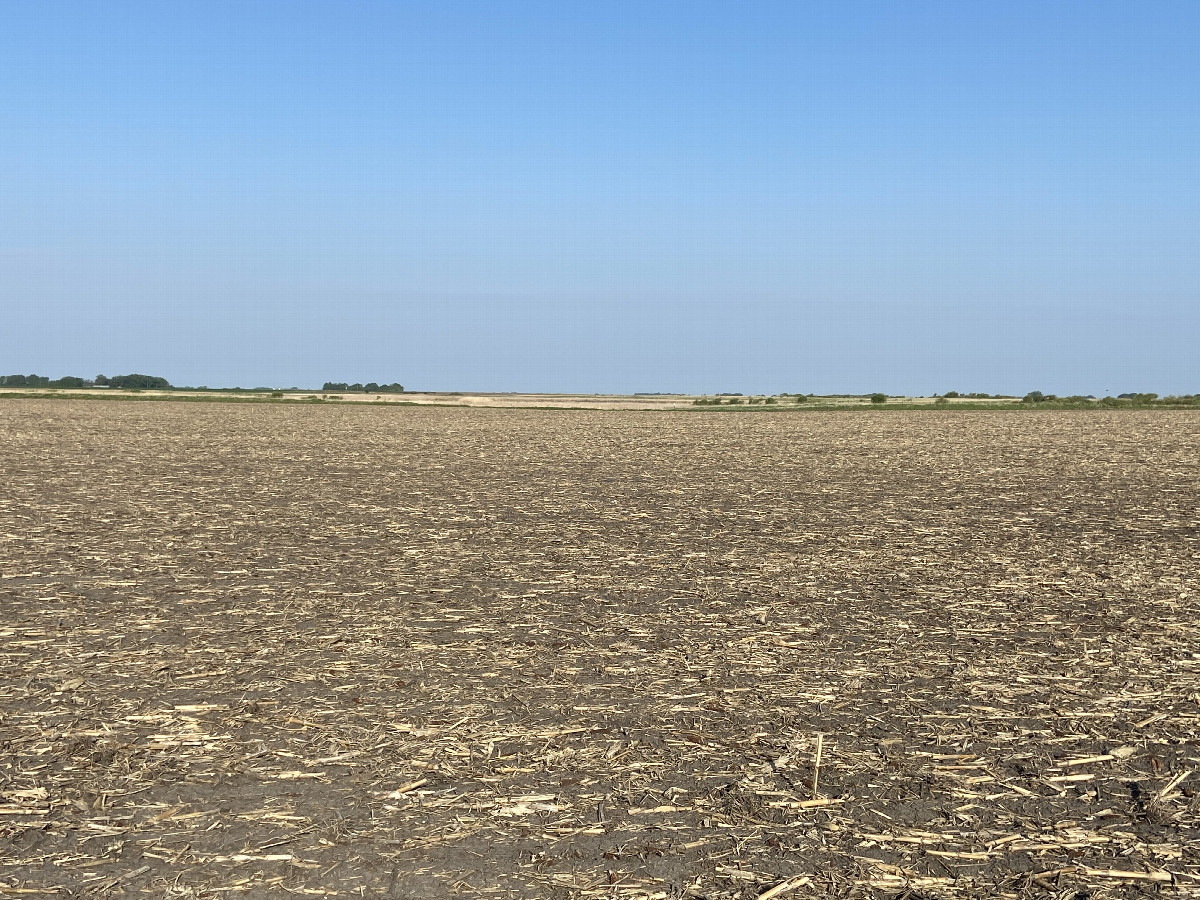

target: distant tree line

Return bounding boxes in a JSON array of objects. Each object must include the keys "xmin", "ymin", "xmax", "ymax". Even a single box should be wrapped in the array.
[
  {"xmin": 941, "ymin": 391, "xmax": 1017, "ymax": 399},
  {"xmin": 0, "ymin": 373, "xmax": 172, "ymax": 389},
  {"xmin": 0, "ymin": 374, "xmax": 54, "ymax": 386},
  {"xmin": 322, "ymin": 382, "xmax": 404, "ymax": 393},
  {"xmin": 1, "ymin": 374, "xmax": 91, "ymax": 388},
  {"xmin": 103, "ymin": 374, "xmax": 172, "ymax": 389},
  {"xmin": 1021, "ymin": 391, "xmax": 1199, "ymax": 406}
]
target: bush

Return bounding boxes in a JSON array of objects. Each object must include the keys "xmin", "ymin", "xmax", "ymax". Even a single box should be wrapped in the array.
[
  {"xmin": 1023, "ymin": 391, "xmax": 1060, "ymax": 404},
  {"xmin": 793, "ymin": 394, "xmax": 808, "ymax": 403},
  {"xmin": 764, "ymin": 397, "xmax": 777, "ymax": 404},
  {"xmin": 934, "ymin": 396, "xmax": 948, "ymax": 405},
  {"xmin": 271, "ymin": 391, "xmax": 284, "ymax": 398},
  {"xmin": 869, "ymin": 393, "xmax": 887, "ymax": 404}
]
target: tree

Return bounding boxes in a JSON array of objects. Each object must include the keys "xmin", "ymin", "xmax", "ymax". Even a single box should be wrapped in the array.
[
  {"xmin": 324, "ymin": 380, "xmax": 403, "ymax": 392},
  {"xmin": 109, "ymin": 374, "xmax": 171, "ymax": 390},
  {"xmin": 869, "ymin": 393, "xmax": 887, "ymax": 404}
]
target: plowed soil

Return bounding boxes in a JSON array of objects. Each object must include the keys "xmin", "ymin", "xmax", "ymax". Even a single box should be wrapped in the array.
[{"xmin": 2, "ymin": 400, "xmax": 1198, "ymax": 899}]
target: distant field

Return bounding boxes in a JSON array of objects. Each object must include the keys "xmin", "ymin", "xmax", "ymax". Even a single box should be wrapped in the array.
[
  {"xmin": 0, "ymin": 387, "xmax": 1049, "ymax": 410},
  {"xmin": 1, "ymin": 400, "xmax": 1198, "ymax": 898}
]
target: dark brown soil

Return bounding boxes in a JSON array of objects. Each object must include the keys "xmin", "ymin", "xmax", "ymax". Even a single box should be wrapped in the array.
[{"xmin": 2, "ymin": 401, "xmax": 1198, "ymax": 898}]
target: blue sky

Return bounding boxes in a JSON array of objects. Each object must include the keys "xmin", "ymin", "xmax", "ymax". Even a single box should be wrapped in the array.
[{"xmin": 2, "ymin": 1, "xmax": 1197, "ymax": 394}]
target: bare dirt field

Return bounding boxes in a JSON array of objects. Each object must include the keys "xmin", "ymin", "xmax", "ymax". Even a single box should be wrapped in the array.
[{"xmin": 1, "ymin": 401, "xmax": 1198, "ymax": 899}]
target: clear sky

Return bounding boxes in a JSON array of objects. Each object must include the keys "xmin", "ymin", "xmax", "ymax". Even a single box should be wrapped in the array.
[{"xmin": 2, "ymin": 1, "xmax": 1197, "ymax": 394}]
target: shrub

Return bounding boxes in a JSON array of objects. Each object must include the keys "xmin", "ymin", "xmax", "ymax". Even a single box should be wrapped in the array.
[
  {"xmin": 934, "ymin": 396, "xmax": 948, "ymax": 405},
  {"xmin": 793, "ymin": 395, "xmax": 808, "ymax": 403},
  {"xmin": 764, "ymin": 397, "xmax": 777, "ymax": 404},
  {"xmin": 271, "ymin": 391, "xmax": 284, "ymax": 398},
  {"xmin": 869, "ymin": 393, "xmax": 887, "ymax": 404}
]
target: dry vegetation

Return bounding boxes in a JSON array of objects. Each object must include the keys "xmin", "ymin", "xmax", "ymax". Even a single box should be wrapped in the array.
[{"xmin": 1, "ymin": 400, "xmax": 1198, "ymax": 899}]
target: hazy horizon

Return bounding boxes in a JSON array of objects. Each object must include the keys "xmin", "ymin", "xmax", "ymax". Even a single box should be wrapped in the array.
[{"xmin": 3, "ymin": 2, "xmax": 1198, "ymax": 395}]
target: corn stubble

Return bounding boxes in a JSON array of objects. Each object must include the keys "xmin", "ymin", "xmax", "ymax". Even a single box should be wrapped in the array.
[{"xmin": 1, "ymin": 400, "xmax": 1198, "ymax": 898}]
